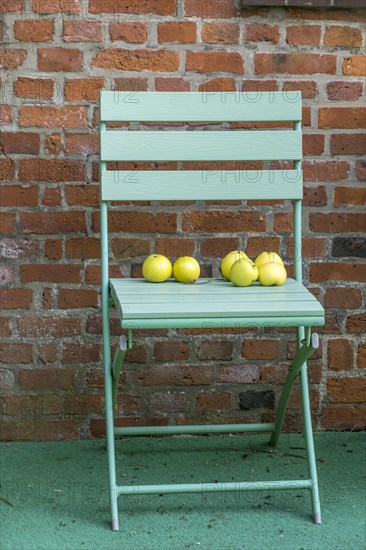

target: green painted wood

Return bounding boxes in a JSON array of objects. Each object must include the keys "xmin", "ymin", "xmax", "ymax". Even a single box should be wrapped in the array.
[
  {"xmin": 101, "ymin": 169, "xmax": 303, "ymax": 201},
  {"xmin": 100, "ymin": 91, "xmax": 302, "ymax": 122},
  {"xmin": 100, "ymin": 130, "xmax": 302, "ymax": 162},
  {"xmin": 114, "ymin": 423, "xmax": 275, "ymax": 436}
]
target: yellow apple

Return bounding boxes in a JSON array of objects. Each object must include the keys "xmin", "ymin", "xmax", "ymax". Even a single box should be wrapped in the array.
[
  {"xmin": 221, "ymin": 250, "xmax": 249, "ymax": 281},
  {"xmin": 173, "ymin": 256, "xmax": 200, "ymax": 283},
  {"xmin": 142, "ymin": 254, "xmax": 172, "ymax": 283},
  {"xmin": 230, "ymin": 258, "xmax": 259, "ymax": 287},
  {"xmin": 258, "ymin": 262, "xmax": 287, "ymax": 286},
  {"xmin": 254, "ymin": 251, "xmax": 284, "ymax": 270}
]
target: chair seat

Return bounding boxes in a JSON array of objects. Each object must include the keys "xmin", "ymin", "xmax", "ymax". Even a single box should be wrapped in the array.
[{"xmin": 110, "ymin": 277, "xmax": 325, "ymax": 330}]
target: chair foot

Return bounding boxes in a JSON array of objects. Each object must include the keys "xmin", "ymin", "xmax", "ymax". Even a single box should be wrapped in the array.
[
  {"xmin": 111, "ymin": 518, "xmax": 119, "ymax": 531},
  {"xmin": 313, "ymin": 512, "xmax": 322, "ymax": 525}
]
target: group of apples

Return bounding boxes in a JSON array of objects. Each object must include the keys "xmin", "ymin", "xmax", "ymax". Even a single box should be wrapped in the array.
[{"xmin": 142, "ymin": 250, "xmax": 287, "ymax": 287}]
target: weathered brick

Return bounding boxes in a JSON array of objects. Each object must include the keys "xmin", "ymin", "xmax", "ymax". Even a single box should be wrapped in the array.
[
  {"xmin": 186, "ymin": 51, "xmax": 244, "ymax": 74},
  {"xmin": 319, "ymin": 107, "xmax": 366, "ymax": 129},
  {"xmin": 92, "ymin": 49, "xmax": 179, "ymax": 71},
  {"xmin": 310, "ymin": 213, "xmax": 365, "ymax": 233},
  {"xmin": 154, "ymin": 341, "xmax": 190, "ymax": 362},
  {"xmin": 324, "ymin": 26, "xmax": 363, "ymax": 48},
  {"xmin": 283, "ymin": 80, "xmax": 317, "ymax": 99},
  {"xmin": 322, "ymin": 405, "xmax": 366, "ymax": 431},
  {"xmin": 138, "ymin": 366, "xmax": 213, "ymax": 386},
  {"xmin": 328, "ymin": 339, "xmax": 354, "ymax": 371},
  {"xmin": 0, "ymin": 132, "xmax": 40, "ymax": 154},
  {"xmin": 0, "ymin": 105, "xmax": 13, "ymax": 125},
  {"xmin": 38, "ymin": 48, "xmax": 82, "ymax": 71},
  {"xmin": 18, "ymin": 316, "xmax": 81, "ymax": 338},
  {"xmin": 324, "ymin": 287, "xmax": 362, "ymax": 309},
  {"xmin": 39, "ymin": 344, "xmax": 57, "ymax": 364},
  {"xmin": 332, "ymin": 237, "xmax": 366, "ymax": 258},
  {"xmin": 14, "ymin": 20, "xmax": 53, "ymax": 42},
  {"xmin": 0, "ymin": 369, "xmax": 15, "ymax": 391},
  {"xmin": 58, "ymin": 288, "xmax": 98, "ymax": 309},
  {"xmin": 286, "ymin": 25, "xmax": 321, "ymax": 46},
  {"xmin": 20, "ymin": 212, "xmax": 86, "ymax": 233},
  {"xmin": 355, "ymin": 161, "xmax": 366, "ymax": 181},
  {"xmin": 346, "ymin": 313, "xmax": 366, "ymax": 334},
  {"xmin": 342, "ymin": 56, "xmax": 366, "ymax": 76},
  {"xmin": 328, "ymin": 377, "xmax": 366, "ymax": 403},
  {"xmin": 14, "ymin": 77, "xmax": 54, "ymax": 99},
  {"xmin": 63, "ymin": 21, "xmax": 102, "ymax": 42},
  {"xmin": 158, "ymin": 21, "xmax": 196, "ymax": 43},
  {"xmin": 62, "ymin": 343, "xmax": 100, "ymax": 364},
  {"xmin": 357, "ymin": 344, "xmax": 366, "ymax": 369},
  {"xmin": 218, "ymin": 365, "xmax": 260, "ymax": 384},
  {"xmin": 201, "ymin": 23, "xmax": 239, "ymax": 44},
  {"xmin": 125, "ymin": 345, "xmax": 147, "ymax": 363},
  {"xmin": 330, "ymin": 134, "xmax": 366, "ymax": 155},
  {"xmin": 149, "ymin": 392, "xmax": 186, "ymax": 413},
  {"xmin": 109, "ymin": 22, "xmax": 147, "ymax": 43},
  {"xmin": 303, "ymin": 185, "xmax": 327, "ymax": 207},
  {"xmin": 0, "ymin": 343, "xmax": 33, "ymax": 364},
  {"xmin": 197, "ymin": 341, "xmax": 233, "ymax": 361},
  {"xmin": 0, "ymin": 0, "xmax": 23, "ymax": 11},
  {"xmin": 0, "ymin": 186, "xmax": 38, "ymax": 206},
  {"xmin": 310, "ymin": 262, "xmax": 365, "ymax": 283},
  {"xmin": 255, "ymin": 53, "xmax": 336, "ymax": 74},
  {"xmin": 303, "ymin": 134, "xmax": 325, "ymax": 156},
  {"xmin": 19, "ymin": 159, "xmax": 85, "ymax": 181},
  {"xmin": 20, "ymin": 264, "xmax": 81, "ymax": 283},
  {"xmin": 0, "ymin": 213, "xmax": 16, "ymax": 234},
  {"xmin": 0, "ymin": 238, "xmax": 39, "ymax": 260},
  {"xmin": 114, "ymin": 77, "xmax": 148, "ymax": 91},
  {"xmin": 65, "ymin": 238, "xmax": 100, "ymax": 260},
  {"xmin": 303, "ymin": 160, "xmax": 349, "ymax": 182},
  {"xmin": 155, "ymin": 78, "xmax": 190, "ymax": 91},
  {"xmin": 327, "ymin": 81, "xmax": 363, "ymax": 101},
  {"xmin": 0, "ymin": 49, "xmax": 27, "ymax": 69},
  {"xmin": 195, "ymin": 391, "xmax": 231, "ymax": 411},
  {"xmin": 32, "ymin": 0, "xmax": 81, "ymax": 13},
  {"xmin": 89, "ymin": 0, "xmax": 176, "ymax": 15},
  {"xmin": 245, "ymin": 23, "xmax": 280, "ymax": 44},
  {"xmin": 19, "ymin": 106, "xmax": 87, "ymax": 128},
  {"xmin": 242, "ymin": 339, "xmax": 279, "ymax": 360},
  {"xmin": 19, "ymin": 368, "xmax": 76, "ymax": 390},
  {"xmin": 64, "ymin": 133, "xmax": 99, "ymax": 154},
  {"xmin": 42, "ymin": 187, "xmax": 61, "ymax": 207},
  {"xmin": 0, "ymin": 288, "xmax": 33, "ymax": 309},
  {"xmin": 65, "ymin": 186, "xmax": 99, "ymax": 207}
]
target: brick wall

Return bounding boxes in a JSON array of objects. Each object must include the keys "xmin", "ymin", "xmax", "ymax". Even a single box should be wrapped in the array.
[{"xmin": 0, "ymin": 1, "xmax": 365, "ymax": 441}]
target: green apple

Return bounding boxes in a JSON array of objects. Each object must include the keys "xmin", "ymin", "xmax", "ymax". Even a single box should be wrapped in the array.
[
  {"xmin": 230, "ymin": 258, "xmax": 259, "ymax": 287},
  {"xmin": 221, "ymin": 250, "xmax": 249, "ymax": 281},
  {"xmin": 254, "ymin": 251, "xmax": 284, "ymax": 270},
  {"xmin": 258, "ymin": 262, "xmax": 287, "ymax": 286}
]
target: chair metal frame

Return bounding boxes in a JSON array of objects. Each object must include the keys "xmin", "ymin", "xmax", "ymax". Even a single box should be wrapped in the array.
[{"xmin": 99, "ymin": 91, "xmax": 325, "ymax": 530}]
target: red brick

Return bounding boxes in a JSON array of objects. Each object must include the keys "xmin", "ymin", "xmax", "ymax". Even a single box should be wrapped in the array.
[
  {"xmin": 324, "ymin": 26, "xmax": 363, "ymax": 48},
  {"xmin": 0, "ymin": 288, "xmax": 33, "ymax": 309},
  {"xmin": 195, "ymin": 392, "xmax": 231, "ymax": 411},
  {"xmin": 19, "ymin": 106, "xmax": 87, "ymax": 128},
  {"xmin": 67, "ymin": 237, "xmax": 100, "ymax": 259},
  {"xmin": 32, "ymin": 0, "xmax": 81, "ymax": 13},
  {"xmin": 355, "ymin": 161, "xmax": 366, "ymax": 181},
  {"xmin": 64, "ymin": 185, "xmax": 99, "ymax": 207},
  {"xmin": 125, "ymin": 345, "xmax": 147, "ymax": 363},
  {"xmin": 42, "ymin": 187, "xmax": 61, "ymax": 207},
  {"xmin": 0, "ymin": 318, "xmax": 12, "ymax": 340},
  {"xmin": 19, "ymin": 368, "xmax": 75, "ymax": 390},
  {"xmin": 310, "ymin": 262, "xmax": 365, "ymax": 283},
  {"xmin": 64, "ymin": 134, "xmax": 98, "ymax": 154},
  {"xmin": 39, "ymin": 344, "xmax": 57, "ymax": 364},
  {"xmin": 14, "ymin": 20, "xmax": 53, "ymax": 42},
  {"xmin": 186, "ymin": 51, "xmax": 243, "ymax": 74},
  {"xmin": 0, "ymin": 49, "xmax": 27, "ymax": 69},
  {"xmin": 324, "ymin": 287, "xmax": 362, "ymax": 309},
  {"xmin": 20, "ymin": 265, "xmax": 81, "ymax": 283},
  {"xmin": 288, "ymin": 7, "xmax": 366, "ymax": 22},
  {"xmin": 114, "ymin": 77, "xmax": 148, "ymax": 91},
  {"xmin": 197, "ymin": 341, "xmax": 233, "ymax": 361},
  {"xmin": 242, "ymin": 339, "xmax": 280, "ymax": 360},
  {"xmin": 201, "ymin": 238, "xmax": 240, "ymax": 259},
  {"xmin": 255, "ymin": 53, "xmax": 336, "ymax": 75},
  {"xmin": 157, "ymin": 21, "xmax": 196, "ymax": 44},
  {"xmin": 201, "ymin": 23, "xmax": 239, "ymax": 44},
  {"xmin": 14, "ymin": 77, "xmax": 54, "ymax": 99},
  {"xmin": 303, "ymin": 160, "xmax": 349, "ymax": 182},
  {"xmin": 154, "ymin": 341, "xmax": 190, "ymax": 362},
  {"xmin": 303, "ymin": 134, "xmax": 325, "ymax": 156},
  {"xmin": 58, "ymin": 288, "xmax": 98, "ymax": 309},
  {"xmin": 138, "ymin": 365, "xmax": 213, "ymax": 386},
  {"xmin": 328, "ymin": 377, "xmax": 366, "ymax": 403},
  {"xmin": 246, "ymin": 237, "xmax": 281, "ymax": 258},
  {"xmin": 184, "ymin": 0, "xmax": 242, "ymax": 17},
  {"xmin": 109, "ymin": 22, "xmax": 147, "ymax": 43},
  {"xmin": 85, "ymin": 264, "xmax": 123, "ymax": 285},
  {"xmin": 65, "ymin": 78, "xmax": 105, "ymax": 102},
  {"xmin": 155, "ymin": 78, "xmax": 190, "ymax": 92},
  {"xmin": 327, "ymin": 81, "xmax": 363, "ymax": 102},
  {"xmin": 334, "ymin": 186, "xmax": 366, "ymax": 208},
  {"xmin": 273, "ymin": 212, "xmax": 293, "ymax": 233},
  {"xmin": 0, "ymin": 213, "xmax": 16, "ymax": 234},
  {"xmin": 199, "ymin": 78, "xmax": 236, "ymax": 92},
  {"xmin": 346, "ymin": 313, "xmax": 366, "ymax": 334},
  {"xmin": 328, "ymin": 339, "xmax": 354, "ymax": 371},
  {"xmin": 283, "ymin": 80, "xmax": 317, "ymax": 99},
  {"xmin": 92, "ymin": 49, "xmax": 179, "ymax": 72},
  {"xmin": 342, "ymin": 56, "xmax": 366, "ymax": 76},
  {"xmin": 303, "ymin": 185, "xmax": 327, "ymax": 207},
  {"xmin": 44, "ymin": 239, "xmax": 62, "ymax": 260},
  {"xmin": 0, "ymin": 132, "xmax": 40, "ymax": 154},
  {"xmin": 62, "ymin": 343, "xmax": 99, "ymax": 363},
  {"xmin": 18, "ymin": 316, "xmax": 81, "ymax": 338},
  {"xmin": 357, "ymin": 344, "xmax": 366, "ymax": 369},
  {"xmin": 93, "ymin": 211, "xmax": 176, "ymax": 234},
  {"xmin": 0, "ymin": 0, "xmax": 23, "ymax": 11},
  {"xmin": 310, "ymin": 213, "xmax": 365, "ymax": 233},
  {"xmin": 0, "ymin": 105, "xmax": 13, "ymax": 125},
  {"xmin": 286, "ymin": 25, "xmax": 321, "ymax": 46},
  {"xmin": 183, "ymin": 211, "xmax": 265, "ymax": 233},
  {"xmin": 89, "ymin": 0, "xmax": 176, "ymax": 15},
  {"xmin": 20, "ymin": 212, "xmax": 86, "ymax": 234},
  {"xmin": 0, "ymin": 344, "xmax": 33, "ymax": 364},
  {"xmin": 287, "ymin": 236, "xmax": 326, "ymax": 259},
  {"xmin": 63, "ymin": 21, "xmax": 102, "ymax": 42},
  {"xmin": 245, "ymin": 23, "xmax": 280, "ymax": 44},
  {"xmin": 242, "ymin": 80, "xmax": 278, "ymax": 93},
  {"xmin": 38, "ymin": 48, "xmax": 82, "ymax": 71},
  {"xmin": 319, "ymin": 107, "xmax": 366, "ymax": 129},
  {"xmin": 330, "ymin": 134, "xmax": 366, "ymax": 155},
  {"xmin": 111, "ymin": 238, "xmax": 147, "ymax": 260},
  {"xmin": 0, "ymin": 186, "xmax": 38, "ymax": 206},
  {"xmin": 19, "ymin": 159, "xmax": 85, "ymax": 181},
  {"xmin": 322, "ymin": 405, "xmax": 366, "ymax": 431}
]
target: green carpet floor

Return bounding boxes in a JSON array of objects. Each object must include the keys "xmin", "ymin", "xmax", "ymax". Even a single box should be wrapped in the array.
[{"xmin": 0, "ymin": 432, "xmax": 365, "ymax": 550}]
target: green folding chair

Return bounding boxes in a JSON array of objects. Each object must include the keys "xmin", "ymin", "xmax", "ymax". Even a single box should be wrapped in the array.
[{"xmin": 99, "ymin": 91, "xmax": 325, "ymax": 530}]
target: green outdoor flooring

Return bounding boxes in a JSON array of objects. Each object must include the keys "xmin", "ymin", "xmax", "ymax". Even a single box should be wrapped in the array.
[{"xmin": 0, "ymin": 432, "xmax": 365, "ymax": 550}]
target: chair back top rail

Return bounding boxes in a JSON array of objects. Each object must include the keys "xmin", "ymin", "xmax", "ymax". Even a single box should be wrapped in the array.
[{"xmin": 100, "ymin": 91, "xmax": 302, "ymax": 122}]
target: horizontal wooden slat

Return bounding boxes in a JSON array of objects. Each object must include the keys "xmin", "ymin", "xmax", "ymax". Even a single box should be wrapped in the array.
[
  {"xmin": 100, "ymin": 131, "xmax": 302, "ymax": 162},
  {"xmin": 109, "ymin": 278, "xmax": 324, "ymax": 322},
  {"xmin": 101, "ymin": 170, "xmax": 302, "ymax": 201},
  {"xmin": 100, "ymin": 91, "xmax": 302, "ymax": 122}
]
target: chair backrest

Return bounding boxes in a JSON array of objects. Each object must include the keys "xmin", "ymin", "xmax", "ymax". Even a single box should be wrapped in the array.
[{"xmin": 99, "ymin": 91, "xmax": 303, "ymax": 281}]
